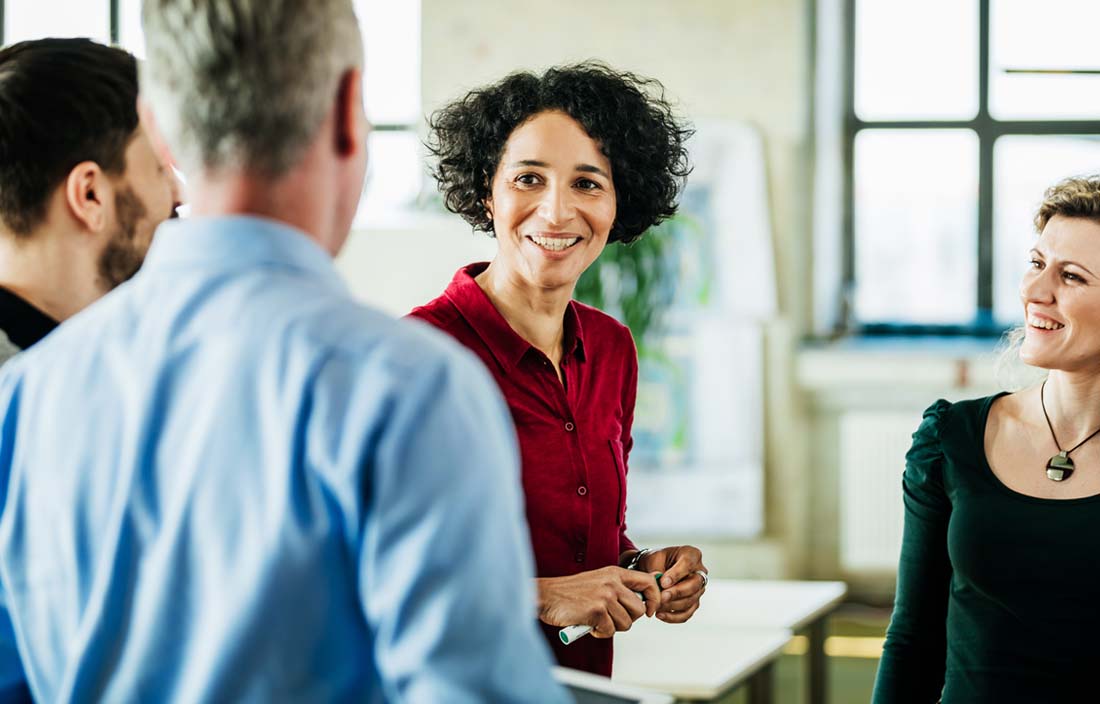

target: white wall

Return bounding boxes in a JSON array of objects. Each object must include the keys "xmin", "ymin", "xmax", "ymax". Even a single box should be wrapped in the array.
[{"xmin": 336, "ymin": 216, "xmax": 495, "ymax": 315}]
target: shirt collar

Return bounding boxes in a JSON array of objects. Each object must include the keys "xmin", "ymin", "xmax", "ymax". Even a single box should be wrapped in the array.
[
  {"xmin": 565, "ymin": 302, "xmax": 586, "ymax": 362},
  {"xmin": 0, "ymin": 286, "xmax": 58, "ymax": 351},
  {"xmin": 138, "ymin": 215, "xmax": 346, "ymax": 295},
  {"xmin": 443, "ymin": 262, "xmax": 586, "ymax": 372}
]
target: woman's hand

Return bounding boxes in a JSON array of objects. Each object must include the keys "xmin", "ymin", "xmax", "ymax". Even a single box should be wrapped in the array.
[
  {"xmin": 638, "ymin": 545, "xmax": 707, "ymax": 623},
  {"xmin": 536, "ymin": 567, "xmax": 662, "ymax": 638}
]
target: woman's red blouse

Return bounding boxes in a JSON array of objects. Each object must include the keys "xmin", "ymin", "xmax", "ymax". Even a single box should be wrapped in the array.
[{"xmin": 408, "ymin": 262, "xmax": 638, "ymax": 676}]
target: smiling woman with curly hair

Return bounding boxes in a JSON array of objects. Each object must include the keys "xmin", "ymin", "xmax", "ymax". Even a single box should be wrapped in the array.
[
  {"xmin": 428, "ymin": 61, "xmax": 690, "ymax": 243},
  {"xmin": 409, "ymin": 61, "xmax": 707, "ymax": 677}
]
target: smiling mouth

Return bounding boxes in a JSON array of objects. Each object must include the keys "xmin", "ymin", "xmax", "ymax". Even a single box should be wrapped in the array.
[
  {"xmin": 527, "ymin": 235, "xmax": 580, "ymax": 252},
  {"xmin": 1028, "ymin": 315, "xmax": 1065, "ymax": 331}
]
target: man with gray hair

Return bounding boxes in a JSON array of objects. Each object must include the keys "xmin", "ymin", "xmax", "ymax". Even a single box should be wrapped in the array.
[{"xmin": 0, "ymin": 1, "xmax": 569, "ymax": 702}]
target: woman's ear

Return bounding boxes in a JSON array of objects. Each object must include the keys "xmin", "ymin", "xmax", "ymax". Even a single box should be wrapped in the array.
[{"xmin": 63, "ymin": 161, "xmax": 111, "ymax": 234}]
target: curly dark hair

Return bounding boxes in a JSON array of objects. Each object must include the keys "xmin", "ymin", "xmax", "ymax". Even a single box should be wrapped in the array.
[{"xmin": 426, "ymin": 61, "xmax": 693, "ymax": 244}]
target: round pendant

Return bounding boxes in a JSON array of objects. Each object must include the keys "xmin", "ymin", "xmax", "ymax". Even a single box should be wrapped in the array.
[{"xmin": 1047, "ymin": 451, "xmax": 1075, "ymax": 482}]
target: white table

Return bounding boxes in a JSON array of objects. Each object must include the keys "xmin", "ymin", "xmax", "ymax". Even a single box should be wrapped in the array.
[
  {"xmin": 700, "ymin": 580, "xmax": 847, "ymax": 704},
  {"xmin": 695, "ymin": 580, "xmax": 847, "ymax": 631},
  {"xmin": 555, "ymin": 667, "xmax": 675, "ymax": 704},
  {"xmin": 612, "ymin": 579, "xmax": 847, "ymax": 703},
  {"xmin": 613, "ymin": 619, "xmax": 791, "ymax": 703}
]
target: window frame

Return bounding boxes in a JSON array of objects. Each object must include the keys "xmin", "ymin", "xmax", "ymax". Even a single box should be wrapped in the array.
[
  {"xmin": 0, "ymin": 0, "xmax": 422, "ymax": 221},
  {"xmin": 0, "ymin": 1, "xmax": 118, "ymax": 46},
  {"xmin": 840, "ymin": 0, "xmax": 1100, "ymax": 336}
]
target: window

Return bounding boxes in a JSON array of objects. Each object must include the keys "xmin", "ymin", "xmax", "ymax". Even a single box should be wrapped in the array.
[
  {"xmin": 1, "ymin": 0, "xmax": 422, "ymax": 228},
  {"xmin": 841, "ymin": 0, "xmax": 1100, "ymax": 334},
  {"xmin": 351, "ymin": 0, "xmax": 422, "ymax": 227}
]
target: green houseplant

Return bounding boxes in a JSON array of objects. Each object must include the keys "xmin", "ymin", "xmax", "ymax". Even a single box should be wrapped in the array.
[
  {"xmin": 573, "ymin": 213, "xmax": 704, "ymax": 356},
  {"xmin": 574, "ymin": 212, "xmax": 707, "ymax": 464}
]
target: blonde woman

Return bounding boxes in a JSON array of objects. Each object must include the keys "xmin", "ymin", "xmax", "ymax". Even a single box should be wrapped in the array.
[{"xmin": 873, "ymin": 175, "xmax": 1100, "ymax": 703}]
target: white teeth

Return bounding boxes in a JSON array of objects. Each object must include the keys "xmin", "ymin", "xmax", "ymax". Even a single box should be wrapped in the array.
[
  {"xmin": 1028, "ymin": 316, "xmax": 1064, "ymax": 330},
  {"xmin": 529, "ymin": 235, "xmax": 579, "ymax": 252}
]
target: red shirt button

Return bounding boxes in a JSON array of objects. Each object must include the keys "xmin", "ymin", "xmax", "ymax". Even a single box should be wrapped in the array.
[
  {"xmin": 577, "ymin": 486, "xmax": 588, "ymax": 496},
  {"xmin": 574, "ymin": 551, "xmax": 585, "ymax": 563},
  {"xmin": 565, "ymin": 422, "xmax": 575, "ymax": 431}
]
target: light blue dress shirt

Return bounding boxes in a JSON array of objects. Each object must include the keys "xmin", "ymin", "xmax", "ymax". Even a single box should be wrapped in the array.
[{"xmin": 0, "ymin": 216, "xmax": 570, "ymax": 703}]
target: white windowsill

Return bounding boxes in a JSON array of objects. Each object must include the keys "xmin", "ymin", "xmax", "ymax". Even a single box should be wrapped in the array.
[{"xmin": 796, "ymin": 335, "xmax": 1007, "ymax": 404}]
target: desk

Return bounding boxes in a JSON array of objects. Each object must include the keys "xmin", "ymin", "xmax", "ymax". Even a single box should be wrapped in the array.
[
  {"xmin": 700, "ymin": 580, "xmax": 847, "ymax": 704},
  {"xmin": 613, "ymin": 619, "xmax": 791, "ymax": 703},
  {"xmin": 613, "ymin": 579, "xmax": 847, "ymax": 703},
  {"xmin": 556, "ymin": 667, "xmax": 675, "ymax": 704}
]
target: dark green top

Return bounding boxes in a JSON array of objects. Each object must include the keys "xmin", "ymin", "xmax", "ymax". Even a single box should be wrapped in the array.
[{"xmin": 872, "ymin": 394, "xmax": 1100, "ymax": 703}]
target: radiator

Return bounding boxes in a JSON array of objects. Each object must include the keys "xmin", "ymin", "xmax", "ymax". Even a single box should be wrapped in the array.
[{"xmin": 838, "ymin": 411, "xmax": 920, "ymax": 571}]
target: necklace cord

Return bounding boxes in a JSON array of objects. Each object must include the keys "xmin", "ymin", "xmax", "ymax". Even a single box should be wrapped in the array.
[{"xmin": 1040, "ymin": 379, "xmax": 1100, "ymax": 456}]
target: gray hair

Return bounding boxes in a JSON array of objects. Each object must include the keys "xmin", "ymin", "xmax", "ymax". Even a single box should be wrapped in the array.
[{"xmin": 140, "ymin": 0, "xmax": 363, "ymax": 176}]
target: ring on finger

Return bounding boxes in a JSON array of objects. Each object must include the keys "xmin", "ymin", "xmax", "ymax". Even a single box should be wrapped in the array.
[{"xmin": 695, "ymin": 570, "xmax": 709, "ymax": 588}]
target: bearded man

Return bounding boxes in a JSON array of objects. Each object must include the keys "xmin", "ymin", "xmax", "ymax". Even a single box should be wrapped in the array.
[{"xmin": 0, "ymin": 38, "xmax": 180, "ymax": 365}]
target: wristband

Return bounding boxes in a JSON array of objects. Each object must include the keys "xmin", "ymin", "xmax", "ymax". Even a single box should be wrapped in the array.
[{"xmin": 621, "ymin": 547, "xmax": 650, "ymax": 571}]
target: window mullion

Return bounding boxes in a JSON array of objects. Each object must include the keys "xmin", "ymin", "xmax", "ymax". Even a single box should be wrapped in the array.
[
  {"xmin": 977, "ymin": 135, "xmax": 995, "ymax": 317},
  {"xmin": 843, "ymin": 0, "xmax": 1100, "ymax": 334},
  {"xmin": 841, "ymin": 0, "xmax": 857, "ymax": 331},
  {"xmin": 977, "ymin": 0, "xmax": 993, "ymax": 317},
  {"xmin": 110, "ymin": 0, "xmax": 119, "ymax": 44}
]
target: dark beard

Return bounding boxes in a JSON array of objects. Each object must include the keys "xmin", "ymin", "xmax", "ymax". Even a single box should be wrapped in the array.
[{"xmin": 97, "ymin": 186, "xmax": 149, "ymax": 290}]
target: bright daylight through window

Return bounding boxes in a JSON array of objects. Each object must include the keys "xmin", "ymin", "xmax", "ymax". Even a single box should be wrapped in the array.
[
  {"xmin": 848, "ymin": 0, "xmax": 1100, "ymax": 334},
  {"xmin": 2, "ymin": 0, "xmax": 422, "ymax": 228}
]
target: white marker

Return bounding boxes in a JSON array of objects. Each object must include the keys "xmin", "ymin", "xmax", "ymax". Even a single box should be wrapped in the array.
[
  {"xmin": 558, "ymin": 581, "xmax": 658, "ymax": 646},
  {"xmin": 559, "ymin": 624, "xmax": 593, "ymax": 645}
]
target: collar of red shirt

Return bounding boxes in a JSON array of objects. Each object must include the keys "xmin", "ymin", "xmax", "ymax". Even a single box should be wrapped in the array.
[{"xmin": 443, "ymin": 262, "xmax": 587, "ymax": 372}]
